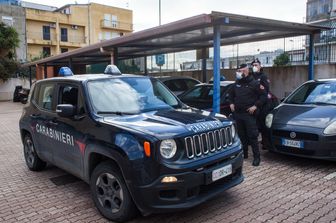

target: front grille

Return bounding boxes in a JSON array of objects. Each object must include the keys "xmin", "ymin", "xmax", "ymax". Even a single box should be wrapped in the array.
[
  {"xmin": 185, "ymin": 127, "xmax": 233, "ymax": 159},
  {"xmin": 272, "ymin": 130, "xmax": 319, "ymax": 141}
]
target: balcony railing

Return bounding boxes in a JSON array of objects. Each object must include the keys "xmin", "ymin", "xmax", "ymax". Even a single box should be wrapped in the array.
[
  {"xmin": 100, "ymin": 19, "xmax": 133, "ymax": 31},
  {"xmin": 27, "ymin": 32, "xmax": 85, "ymax": 44},
  {"xmin": 27, "ymin": 32, "xmax": 57, "ymax": 42},
  {"xmin": 60, "ymin": 34, "xmax": 85, "ymax": 44}
]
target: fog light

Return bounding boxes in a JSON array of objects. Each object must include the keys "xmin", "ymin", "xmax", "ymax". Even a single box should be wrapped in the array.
[{"xmin": 161, "ymin": 176, "xmax": 178, "ymax": 183}]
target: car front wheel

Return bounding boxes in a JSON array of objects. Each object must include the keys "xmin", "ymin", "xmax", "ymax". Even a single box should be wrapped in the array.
[
  {"xmin": 90, "ymin": 161, "xmax": 138, "ymax": 222},
  {"xmin": 23, "ymin": 135, "xmax": 47, "ymax": 171}
]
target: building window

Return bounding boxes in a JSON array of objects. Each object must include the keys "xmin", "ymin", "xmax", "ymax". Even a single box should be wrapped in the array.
[
  {"xmin": 61, "ymin": 48, "xmax": 68, "ymax": 53},
  {"xmin": 43, "ymin": 26, "xmax": 50, "ymax": 40},
  {"xmin": 59, "ymin": 7, "xmax": 71, "ymax": 14},
  {"xmin": 61, "ymin": 28, "xmax": 68, "ymax": 42},
  {"xmin": 104, "ymin": 14, "xmax": 118, "ymax": 28},
  {"xmin": 42, "ymin": 47, "xmax": 50, "ymax": 57},
  {"xmin": 2, "ymin": 16, "xmax": 13, "ymax": 26},
  {"xmin": 104, "ymin": 32, "xmax": 111, "ymax": 40},
  {"xmin": 112, "ymin": 15, "xmax": 118, "ymax": 27},
  {"xmin": 111, "ymin": 32, "xmax": 120, "ymax": 39}
]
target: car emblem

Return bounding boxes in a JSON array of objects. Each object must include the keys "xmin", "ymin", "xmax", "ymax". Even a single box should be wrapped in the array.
[{"xmin": 290, "ymin": 132, "xmax": 296, "ymax": 139}]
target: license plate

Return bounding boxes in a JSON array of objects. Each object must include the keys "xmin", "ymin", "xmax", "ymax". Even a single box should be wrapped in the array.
[
  {"xmin": 212, "ymin": 164, "xmax": 232, "ymax": 182},
  {"xmin": 281, "ymin": 138, "xmax": 304, "ymax": 149}
]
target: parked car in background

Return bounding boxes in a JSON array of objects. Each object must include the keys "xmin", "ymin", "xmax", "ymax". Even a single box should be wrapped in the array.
[
  {"xmin": 156, "ymin": 76, "xmax": 201, "ymax": 96},
  {"xmin": 179, "ymin": 81, "xmax": 234, "ymax": 116},
  {"xmin": 266, "ymin": 79, "xmax": 336, "ymax": 160},
  {"xmin": 208, "ymin": 75, "xmax": 226, "ymax": 83}
]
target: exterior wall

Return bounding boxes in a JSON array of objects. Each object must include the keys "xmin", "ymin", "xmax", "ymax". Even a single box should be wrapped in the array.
[
  {"xmin": 25, "ymin": 7, "xmax": 87, "ymax": 59},
  {"xmin": 0, "ymin": 78, "xmax": 30, "ymax": 101},
  {"xmin": 0, "ymin": 4, "xmax": 26, "ymax": 62},
  {"xmin": 89, "ymin": 3, "xmax": 133, "ymax": 43},
  {"xmin": 25, "ymin": 3, "xmax": 133, "ymax": 61},
  {"xmin": 149, "ymin": 64, "xmax": 336, "ymax": 99},
  {"xmin": 27, "ymin": 44, "xmax": 56, "ymax": 60}
]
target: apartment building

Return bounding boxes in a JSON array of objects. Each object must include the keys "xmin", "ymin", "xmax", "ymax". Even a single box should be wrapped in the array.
[
  {"xmin": 23, "ymin": 2, "xmax": 133, "ymax": 61},
  {"xmin": 0, "ymin": 2, "xmax": 26, "ymax": 62}
]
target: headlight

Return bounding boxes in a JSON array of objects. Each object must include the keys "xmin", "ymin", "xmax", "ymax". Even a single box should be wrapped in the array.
[
  {"xmin": 265, "ymin": 114, "xmax": 273, "ymax": 128},
  {"xmin": 324, "ymin": 121, "xmax": 336, "ymax": 135},
  {"xmin": 231, "ymin": 124, "xmax": 236, "ymax": 139},
  {"xmin": 160, "ymin": 139, "xmax": 177, "ymax": 159}
]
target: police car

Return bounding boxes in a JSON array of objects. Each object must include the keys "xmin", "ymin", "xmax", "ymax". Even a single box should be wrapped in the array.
[{"xmin": 19, "ymin": 65, "xmax": 244, "ymax": 222}]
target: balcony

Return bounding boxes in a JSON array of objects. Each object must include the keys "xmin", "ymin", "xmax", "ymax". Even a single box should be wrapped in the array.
[
  {"xmin": 60, "ymin": 34, "xmax": 86, "ymax": 47},
  {"xmin": 100, "ymin": 20, "xmax": 133, "ymax": 31},
  {"xmin": 27, "ymin": 32, "xmax": 57, "ymax": 45},
  {"xmin": 26, "ymin": 31, "xmax": 86, "ymax": 47}
]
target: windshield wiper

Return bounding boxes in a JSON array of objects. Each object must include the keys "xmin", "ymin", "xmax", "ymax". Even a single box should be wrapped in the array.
[
  {"xmin": 97, "ymin": 111, "xmax": 136, "ymax": 115},
  {"xmin": 306, "ymin": 102, "xmax": 336, "ymax": 106},
  {"xmin": 285, "ymin": 101, "xmax": 302, "ymax": 105}
]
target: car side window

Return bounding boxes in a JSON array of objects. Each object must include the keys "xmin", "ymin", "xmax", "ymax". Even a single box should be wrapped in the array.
[
  {"xmin": 37, "ymin": 83, "xmax": 55, "ymax": 111},
  {"xmin": 185, "ymin": 79, "xmax": 199, "ymax": 89},
  {"xmin": 165, "ymin": 80, "xmax": 187, "ymax": 92},
  {"xmin": 31, "ymin": 84, "xmax": 39, "ymax": 104},
  {"xmin": 182, "ymin": 87, "xmax": 203, "ymax": 100},
  {"xmin": 58, "ymin": 85, "xmax": 85, "ymax": 115}
]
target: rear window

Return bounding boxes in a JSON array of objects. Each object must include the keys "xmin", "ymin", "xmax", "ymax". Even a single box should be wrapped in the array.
[
  {"xmin": 181, "ymin": 85, "xmax": 231, "ymax": 102},
  {"xmin": 164, "ymin": 79, "xmax": 187, "ymax": 92},
  {"xmin": 286, "ymin": 82, "xmax": 336, "ymax": 105}
]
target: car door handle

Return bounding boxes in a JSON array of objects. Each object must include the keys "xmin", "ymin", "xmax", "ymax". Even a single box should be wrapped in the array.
[
  {"xmin": 30, "ymin": 114, "xmax": 41, "ymax": 118},
  {"xmin": 48, "ymin": 120, "xmax": 58, "ymax": 126}
]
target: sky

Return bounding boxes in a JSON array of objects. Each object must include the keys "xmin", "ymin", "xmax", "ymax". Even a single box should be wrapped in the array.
[{"xmin": 24, "ymin": 0, "xmax": 308, "ymax": 31}]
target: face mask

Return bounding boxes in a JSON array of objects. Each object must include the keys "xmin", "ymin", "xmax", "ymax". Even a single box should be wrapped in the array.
[
  {"xmin": 236, "ymin": 72, "xmax": 243, "ymax": 80},
  {"xmin": 252, "ymin": 66, "xmax": 259, "ymax": 73}
]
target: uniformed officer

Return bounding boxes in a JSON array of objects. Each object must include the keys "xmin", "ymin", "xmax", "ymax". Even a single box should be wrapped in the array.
[
  {"xmin": 251, "ymin": 58, "xmax": 272, "ymax": 150},
  {"xmin": 228, "ymin": 63, "xmax": 267, "ymax": 166}
]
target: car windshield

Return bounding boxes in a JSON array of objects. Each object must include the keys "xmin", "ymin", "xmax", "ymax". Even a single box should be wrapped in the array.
[
  {"xmin": 285, "ymin": 82, "xmax": 336, "ymax": 105},
  {"xmin": 87, "ymin": 77, "xmax": 180, "ymax": 114}
]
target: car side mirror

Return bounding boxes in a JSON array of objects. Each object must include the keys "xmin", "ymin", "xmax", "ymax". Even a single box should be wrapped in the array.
[
  {"xmin": 280, "ymin": 97, "xmax": 285, "ymax": 103},
  {"xmin": 56, "ymin": 104, "xmax": 76, "ymax": 118}
]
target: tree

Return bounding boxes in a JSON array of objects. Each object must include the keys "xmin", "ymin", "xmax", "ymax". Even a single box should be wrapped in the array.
[
  {"xmin": 0, "ymin": 22, "xmax": 19, "ymax": 82},
  {"xmin": 273, "ymin": 52, "xmax": 290, "ymax": 67}
]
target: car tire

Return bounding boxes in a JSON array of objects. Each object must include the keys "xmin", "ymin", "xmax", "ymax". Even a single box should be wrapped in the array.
[
  {"xmin": 90, "ymin": 161, "xmax": 138, "ymax": 222},
  {"xmin": 23, "ymin": 135, "xmax": 47, "ymax": 171}
]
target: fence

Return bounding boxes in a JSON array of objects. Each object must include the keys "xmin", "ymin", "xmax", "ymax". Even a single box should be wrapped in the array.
[{"xmin": 140, "ymin": 25, "xmax": 336, "ymax": 73}]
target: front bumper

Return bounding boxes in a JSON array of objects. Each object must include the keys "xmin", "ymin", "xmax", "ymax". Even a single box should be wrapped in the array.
[
  {"xmin": 132, "ymin": 149, "xmax": 244, "ymax": 215},
  {"xmin": 269, "ymin": 124, "xmax": 336, "ymax": 161}
]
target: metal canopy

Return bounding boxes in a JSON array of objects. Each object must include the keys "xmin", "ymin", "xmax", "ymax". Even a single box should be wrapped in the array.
[{"xmin": 23, "ymin": 11, "xmax": 325, "ymax": 67}]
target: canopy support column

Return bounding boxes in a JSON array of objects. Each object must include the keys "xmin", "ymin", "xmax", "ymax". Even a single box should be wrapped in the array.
[
  {"xmin": 308, "ymin": 34, "xmax": 315, "ymax": 80},
  {"xmin": 29, "ymin": 66, "xmax": 32, "ymax": 87},
  {"xmin": 44, "ymin": 64, "xmax": 47, "ymax": 79},
  {"xmin": 212, "ymin": 24, "xmax": 221, "ymax": 114}
]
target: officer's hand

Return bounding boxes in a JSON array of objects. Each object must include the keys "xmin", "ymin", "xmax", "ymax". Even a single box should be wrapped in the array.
[
  {"xmin": 247, "ymin": 105, "xmax": 257, "ymax": 114},
  {"xmin": 230, "ymin": 104, "xmax": 235, "ymax": 112}
]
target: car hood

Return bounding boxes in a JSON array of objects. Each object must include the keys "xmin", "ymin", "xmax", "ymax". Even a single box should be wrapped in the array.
[
  {"xmin": 102, "ymin": 108, "xmax": 230, "ymax": 139},
  {"xmin": 273, "ymin": 104, "xmax": 336, "ymax": 128}
]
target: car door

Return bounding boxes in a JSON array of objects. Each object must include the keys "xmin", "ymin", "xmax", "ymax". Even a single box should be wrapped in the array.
[
  {"xmin": 51, "ymin": 83, "xmax": 88, "ymax": 178},
  {"xmin": 31, "ymin": 82, "xmax": 57, "ymax": 163}
]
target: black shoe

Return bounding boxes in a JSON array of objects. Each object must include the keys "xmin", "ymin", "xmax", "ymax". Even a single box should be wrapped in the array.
[{"xmin": 252, "ymin": 157, "xmax": 260, "ymax": 166}]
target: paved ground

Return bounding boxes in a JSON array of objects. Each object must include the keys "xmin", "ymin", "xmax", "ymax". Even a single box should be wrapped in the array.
[{"xmin": 0, "ymin": 101, "xmax": 336, "ymax": 223}]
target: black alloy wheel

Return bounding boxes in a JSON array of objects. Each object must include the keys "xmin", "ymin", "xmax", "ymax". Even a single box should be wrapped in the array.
[
  {"xmin": 23, "ymin": 135, "xmax": 47, "ymax": 171},
  {"xmin": 90, "ymin": 162, "xmax": 138, "ymax": 222}
]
